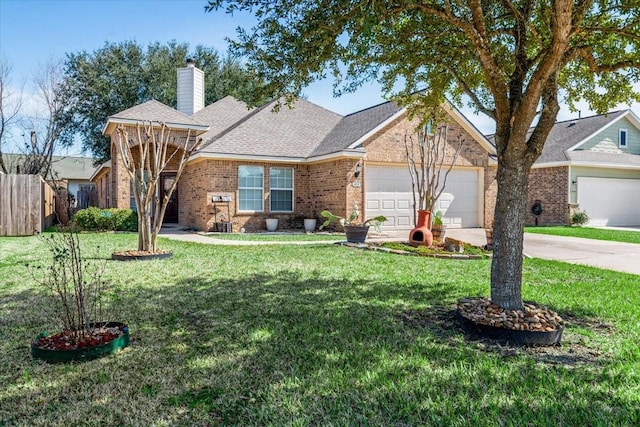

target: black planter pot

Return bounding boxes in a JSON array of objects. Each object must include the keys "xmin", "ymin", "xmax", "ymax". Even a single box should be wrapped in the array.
[
  {"xmin": 344, "ymin": 225, "xmax": 370, "ymax": 243},
  {"xmin": 456, "ymin": 310, "xmax": 563, "ymax": 346},
  {"xmin": 31, "ymin": 322, "xmax": 130, "ymax": 363}
]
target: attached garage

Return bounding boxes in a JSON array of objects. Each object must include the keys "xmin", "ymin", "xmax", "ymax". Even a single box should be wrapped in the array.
[
  {"xmin": 365, "ymin": 165, "xmax": 482, "ymax": 230},
  {"xmin": 577, "ymin": 177, "xmax": 640, "ymax": 226}
]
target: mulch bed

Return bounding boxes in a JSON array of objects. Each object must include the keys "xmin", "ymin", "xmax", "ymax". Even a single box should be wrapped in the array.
[{"xmin": 34, "ymin": 325, "xmax": 125, "ymax": 351}]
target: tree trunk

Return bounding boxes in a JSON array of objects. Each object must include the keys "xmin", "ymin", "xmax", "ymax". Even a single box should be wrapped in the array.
[
  {"xmin": 138, "ymin": 207, "xmax": 154, "ymax": 252},
  {"xmin": 490, "ymin": 158, "xmax": 531, "ymax": 311}
]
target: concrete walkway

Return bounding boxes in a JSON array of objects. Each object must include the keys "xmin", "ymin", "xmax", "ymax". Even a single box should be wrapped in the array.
[
  {"xmin": 158, "ymin": 228, "xmax": 341, "ymax": 246},
  {"xmin": 159, "ymin": 226, "xmax": 640, "ymax": 275}
]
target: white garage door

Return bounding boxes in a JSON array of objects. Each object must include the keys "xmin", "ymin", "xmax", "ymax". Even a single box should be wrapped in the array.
[
  {"xmin": 577, "ymin": 177, "xmax": 640, "ymax": 226},
  {"xmin": 365, "ymin": 165, "xmax": 481, "ymax": 230}
]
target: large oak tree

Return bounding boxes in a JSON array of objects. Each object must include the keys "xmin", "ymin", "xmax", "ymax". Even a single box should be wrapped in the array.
[
  {"xmin": 61, "ymin": 41, "xmax": 267, "ymax": 163},
  {"xmin": 207, "ymin": 0, "xmax": 640, "ymax": 310}
]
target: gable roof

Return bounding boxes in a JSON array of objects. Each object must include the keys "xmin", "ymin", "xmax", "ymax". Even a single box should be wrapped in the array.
[
  {"xmin": 104, "ymin": 95, "xmax": 495, "ymax": 164},
  {"xmin": 103, "ymin": 100, "xmax": 209, "ymax": 135},
  {"xmin": 196, "ymin": 98, "xmax": 342, "ymax": 159},
  {"xmin": 311, "ymin": 101, "xmax": 403, "ymax": 157},
  {"xmin": 534, "ymin": 110, "xmax": 629, "ymax": 164}
]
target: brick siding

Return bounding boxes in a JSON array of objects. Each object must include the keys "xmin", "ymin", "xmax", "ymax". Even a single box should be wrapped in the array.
[
  {"xmin": 179, "ymin": 159, "xmax": 352, "ymax": 232},
  {"xmin": 527, "ymin": 166, "xmax": 569, "ymax": 225},
  {"xmin": 101, "ymin": 111, "xmax": 496, "ymax": 230}
]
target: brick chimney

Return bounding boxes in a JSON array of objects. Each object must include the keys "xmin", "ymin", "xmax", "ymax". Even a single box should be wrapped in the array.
[{"xmin": 177, "ymin": 58, "xmax": 204, "ymax": 115}]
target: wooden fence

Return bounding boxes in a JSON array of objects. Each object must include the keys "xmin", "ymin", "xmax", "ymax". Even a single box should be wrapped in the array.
[{"xmin": 0, "ymin": 174, "xmax": 55, "ymax": 236}]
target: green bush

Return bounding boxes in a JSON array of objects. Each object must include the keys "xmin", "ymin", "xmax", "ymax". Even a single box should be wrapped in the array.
[
  {"xmin": 571, "ymin": 210, "xmax": 590, "ymax": 226},
  {"xmin": 73, "ymin": 207, "xmax": 137, "ymax": 231}
]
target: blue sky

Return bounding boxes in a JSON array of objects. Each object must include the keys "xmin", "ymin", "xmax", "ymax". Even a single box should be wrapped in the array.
[
  {"xmin": 1, "ymin": 0, "xmax": 639, "ymax": 155},
  {"xmin": 0, "ymin": 1, "xmax": 390, "ymax": 120}
]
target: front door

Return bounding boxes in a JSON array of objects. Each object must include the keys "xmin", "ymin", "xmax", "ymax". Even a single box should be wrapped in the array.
[{"xmin": 161, "ymin": 173, "xmax": 179, "ymax": 223}]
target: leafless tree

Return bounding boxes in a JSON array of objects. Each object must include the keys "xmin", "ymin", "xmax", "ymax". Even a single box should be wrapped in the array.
[
  {"xmin": 0, "ymin": 59, "xmax": 23, "ymax": 174},
  {"xmin": 404, "ymin": 123, "xmax": 463, "ymax": 225},
  {"xmin": 16, "ymin": 60, "xmax": 71, "ymax": 178},
  {"xmin": 115, "ymin": 122, "xmax": 203, "ymax": 253}
]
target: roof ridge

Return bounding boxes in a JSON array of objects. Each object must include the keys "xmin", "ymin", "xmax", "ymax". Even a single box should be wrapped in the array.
[
  {"xmin": 553, "ymin": 109, "xmax": 627, "ymax": 125},
  {"xmin": 343, "ymin": 99, "xmax": 398, "ymax": 117}
]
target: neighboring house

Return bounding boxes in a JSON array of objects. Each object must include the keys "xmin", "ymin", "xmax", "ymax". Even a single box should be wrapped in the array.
[
  {"xmin": 95, "ymin": 62, "xmax": 498, "ymax": 232},
  {"xmin": 3, "ymin": 154, "xmax": 98, "ymax": 208},
  {"xmin": 524, "ymin": 110, "xmax": 640, "ymax": 226}
]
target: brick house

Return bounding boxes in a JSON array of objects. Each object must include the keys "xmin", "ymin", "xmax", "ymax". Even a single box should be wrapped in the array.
[
  {"xmin": 93, "ymin": 62, "xmax": 497, "ymax": 232},
  {"xmin": 523, "ymin": 110, "xmax": 640, "ymax": 226}
]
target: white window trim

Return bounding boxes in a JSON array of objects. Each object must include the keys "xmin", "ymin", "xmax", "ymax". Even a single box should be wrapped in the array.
[
  {"xmin": 238, "ymin": 165, "xmax": 264, "ymax": 213},
  {"xmin": 269, "ymin": 167, "xmax": 294, "ymax": 213},
  {"xmin": 619, "ymin": 128, "xmax": 628, "ymax": 148}
]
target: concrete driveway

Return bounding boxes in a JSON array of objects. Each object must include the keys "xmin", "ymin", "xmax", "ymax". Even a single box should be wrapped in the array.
[
  {"xmin": 446, "ymin": 228, "xmax": 640, "ymax": 276},
  {"xmin": 521, "ymin": 232, "xmax": 640, "ymax": 275}
]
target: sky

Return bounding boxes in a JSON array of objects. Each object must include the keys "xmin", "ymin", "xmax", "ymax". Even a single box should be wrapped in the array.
[{"xmin": 1, "ymin": 0, "xmax": 639, "ymax": 156}]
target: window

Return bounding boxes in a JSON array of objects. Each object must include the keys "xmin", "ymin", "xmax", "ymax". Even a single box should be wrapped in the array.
[
  {"xmin": 238, "ymin": 166, "xmax": 264, "ymax": 211},
  {"xmin": 619, "ymin": 129, "xmax": 628, "ymax": 148},
  {"xmin": 129, "ymin": 170, "xmax": 149, "ymax": 212},
  {"xmin": 270, "ymin": 167, "xmax": 294, "ymax": 212}
]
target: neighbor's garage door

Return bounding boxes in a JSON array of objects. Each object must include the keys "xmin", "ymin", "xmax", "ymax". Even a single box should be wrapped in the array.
[
  {"xmin": 365, "ymin": 165, "xmax": 481, "ymax": 230},
  {"xmin": 577, "ymin": 177, "xmax": 640, "ymax": 226}
]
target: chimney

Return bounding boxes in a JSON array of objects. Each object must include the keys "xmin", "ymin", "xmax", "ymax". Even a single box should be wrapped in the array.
[{"xmin": 177, "ymin": 58, "xmax": 204, "ymax": 115}]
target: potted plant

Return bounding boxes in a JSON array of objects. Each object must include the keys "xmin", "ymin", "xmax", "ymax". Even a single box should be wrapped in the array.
[
  {"xmin": 319, "ymin": 208, "xmax": 387, "ymax": 243},
  {"xmin": 431, "ymin": 210, "xmax": 446, "ymax": 242}
]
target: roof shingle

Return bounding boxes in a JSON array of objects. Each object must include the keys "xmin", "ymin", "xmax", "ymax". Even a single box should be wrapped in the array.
[
  {"xmin": 312, "ymin": 101, "xmax": 403, "ymax": 157},
  {"xmin": 198, "ymin": 98, "xmax": 342, "ymax": 158}
]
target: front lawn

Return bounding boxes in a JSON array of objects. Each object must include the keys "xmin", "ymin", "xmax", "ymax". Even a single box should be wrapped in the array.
[
  {"xmin": 525, "ymin": 226, "xmax": 640, "ymax": 244},
  {"xmin": 1, "ymin": 233, "xmax": 638, "ymax": 425}
]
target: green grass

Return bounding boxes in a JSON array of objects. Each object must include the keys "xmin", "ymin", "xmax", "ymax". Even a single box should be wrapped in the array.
[
  {"xmin": 525, "ymin": 226, "xmax": 640, "ymax": 244},
  {"xmin": 1, "ymin": 232, "xmax": 639, "ymax": 426},
  {"xmin": 204, "ymin": 232, "xmax": 345, "ymax": 242}
]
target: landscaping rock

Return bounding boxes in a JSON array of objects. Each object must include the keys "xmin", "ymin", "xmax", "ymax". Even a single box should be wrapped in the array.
[{"xmin": 457, "ymin": 297, "xmax": 564, "ymax": 332}]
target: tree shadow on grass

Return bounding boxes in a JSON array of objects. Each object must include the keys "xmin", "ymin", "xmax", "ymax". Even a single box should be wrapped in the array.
[{"xmin": 1, "ymin": 264, "xmax": 637, "ymax": 426}]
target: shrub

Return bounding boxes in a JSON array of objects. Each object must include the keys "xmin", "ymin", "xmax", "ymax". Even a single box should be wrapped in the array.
[
  {"xmin": 73, "ymin": 207, "xmax": 137, "ymax": 231},
  {"xmin": 571, "ymin": 210, "xmax": 590, "ymax": 226},
  {"xmin": 74, "ymin": 207, "xmax": 101, "ymax": 230},
  {"xmin": 29, "ymin": 231, "xmax": 108, "ymax": 341}
]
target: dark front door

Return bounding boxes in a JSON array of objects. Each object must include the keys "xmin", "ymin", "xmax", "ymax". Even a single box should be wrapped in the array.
[{"xmin": 162, "ymin": 173, "xmax": 179, "ymax": 223}]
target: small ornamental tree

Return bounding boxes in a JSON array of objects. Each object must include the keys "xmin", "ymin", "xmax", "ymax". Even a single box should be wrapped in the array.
[
  {"xmin": 115, "ymin": 122, "xmax": 203, "ymax": 253},
  {"xmin": 405, "ymin": 123, "xmax": 463, "ymax": 226}
]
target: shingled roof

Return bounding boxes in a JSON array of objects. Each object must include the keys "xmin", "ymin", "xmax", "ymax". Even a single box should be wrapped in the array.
[
  {"xmin": 312, "ymin": 100, "xmax": 403, "ymax": 157},
  {"xmin": 535, "ymin": 110, "xmax": 629, "ymax": 164},
  {"xmin": 103, "ymin": 100, "xmax": 209, "ymax": 135},
  {"xmin": 192, "ymin": 96, "xmax": 255, "ymax": 145},
  {"xmin": 486, "ymin": 110, "xmax": 635, "ymax": 165},
  {"xmin": 3, "ymin": 154, "xmax": 97, "ymax": 180},
  {"xmin": 105, "ymin": 96, "xmax": 493, "ymax": 162},
  {"xmin": 198, "ymin": 98, "xmax": 342, "ymax": 159}
]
